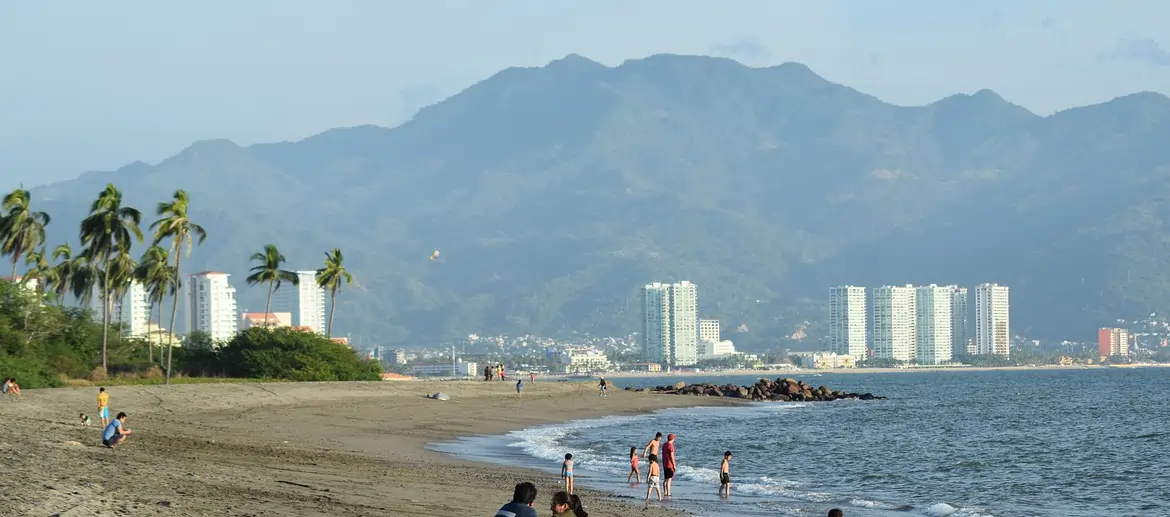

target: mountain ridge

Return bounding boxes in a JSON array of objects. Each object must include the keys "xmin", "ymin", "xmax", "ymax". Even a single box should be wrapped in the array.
[{"xmin": 25, "ymin": 53, "xmax": 1170, "ymax": 347}]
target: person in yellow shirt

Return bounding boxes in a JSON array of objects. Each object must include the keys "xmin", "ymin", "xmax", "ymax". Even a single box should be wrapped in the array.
[{"xmin": 97, "ymin": 387, "xmax": 110, "ymax": 427}]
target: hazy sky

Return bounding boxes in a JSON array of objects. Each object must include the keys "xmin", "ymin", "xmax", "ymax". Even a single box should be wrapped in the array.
[{"xmin": 2, "ymin": 0, "xmax": 1169, "ymax": 188}]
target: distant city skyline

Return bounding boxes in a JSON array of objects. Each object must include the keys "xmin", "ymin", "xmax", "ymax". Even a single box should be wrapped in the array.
[{"xmin": 829, "ymin": 283, "xmax": 1009, "ymax": 364}]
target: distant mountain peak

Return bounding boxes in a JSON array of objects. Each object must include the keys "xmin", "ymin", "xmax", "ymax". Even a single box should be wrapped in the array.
[{"xmin": 548, "ymin": 53, "xmax": 605, "ymax": 69}]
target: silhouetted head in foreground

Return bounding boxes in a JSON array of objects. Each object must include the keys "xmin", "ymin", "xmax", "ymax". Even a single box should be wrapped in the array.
[
  {"xmin": 828, "ymin": 509, "xmax": 844, "ymax": 517},
  {"xmin": 512, "ymin": 482, "xmax": 537, "ymax": 505},
  {"xmin": 569, "ymin": 493, "xmax": 588, "ymax": 517}
]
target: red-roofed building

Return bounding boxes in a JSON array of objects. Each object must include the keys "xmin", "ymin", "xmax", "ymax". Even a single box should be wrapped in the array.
[{"xmin": 240, "ymin": 312, "xmax": 292, "ymax": 329}]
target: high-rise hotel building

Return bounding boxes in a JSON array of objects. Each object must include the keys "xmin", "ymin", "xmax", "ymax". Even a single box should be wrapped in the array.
[
  {"xmin": 915, "ymin": 284, "xmax": 954, "ymax": 365},
  {"xmin": 274, "ymin": 270, "xmax": 327, "ymax": 334},
  {"xmin": 975, "ymin": 283, "xmax": 1010, "ymax": 356},
  {"xmin": 641, "ymin": 281, "xmax": 699, "ymax": 366},
  {"xmin": 872, "ymin": 285, "xmax": 917, "ymax": 362},
  {"xmin": 189, "ymin": 271, "xmax": 239, "ymax": 343},
  {"xmin": 828, "ymin": 286, "xmax": 868, "ymax": 361}
]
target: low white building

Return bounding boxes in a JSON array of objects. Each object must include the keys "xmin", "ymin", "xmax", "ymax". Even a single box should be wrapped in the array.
[
  {"xmin": 559, "ymin": 348, "xmax": 611, "ymax": 373},
  {"xmin": 698, "ymin": 339, "xmax": 737, "ymax": 358},
  {"xmin": 806, "ymin": 352, "xmax": 857, "ymax": 369},
  {"xmin": 409, "ymin": 360, "xmax": 478, "ymax": 378}
]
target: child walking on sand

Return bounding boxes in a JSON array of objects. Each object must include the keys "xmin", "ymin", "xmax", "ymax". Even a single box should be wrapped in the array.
[
  {"xmin": 627, "ymin": 446, "xmax": 640, "ymax": 483},
  {"xmin": 719, "ymin": 451, "xmax": 732, "ymax": 497},
  {"xmin": 562, "ymin": 453, "xmax": 575, "ymax": 494},
  {"xmin": 645, "ymin": 453, "xmax": 662, "ymax": 502}
]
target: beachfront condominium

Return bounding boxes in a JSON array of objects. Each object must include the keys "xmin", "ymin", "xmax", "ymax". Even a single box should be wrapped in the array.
[
  {"xmin": 872, "ymin": 285, "xmax": 917, "ymax": 362},
  {"xmin": 699, "ymin": 319, "xmax": 720, "ymax": 343},
  {"xmin": 1097, "ymin": 327, "xmax": 1129, "ymax": 357},
  {"xmin": 828, "ymin": 286, "xmax": 868, "ymax": 361},
  {"xmin": 188, "ymin": 271, "xmax": 239, "ymax": 343},
  {"xmin": 949, "ymin": 286, "xmax": 968, "ymax": 350},
  {"xmin": 975, "ymin": 283, "xmax": 1010, "ymax": 356},
  {"xmin": 641, "ymin": 281, "xmax": 699, "ymax": 366},
  {"xmin": 90, "ymin": 280, "xmax": 151, "ymax": 339},
  {"xmin": 915, "ymin": 285, "xmax": 954, "ymax": 365},
  {"xmin": 274, "ymin": 270, "xmax": 327, "ymax": 334}
]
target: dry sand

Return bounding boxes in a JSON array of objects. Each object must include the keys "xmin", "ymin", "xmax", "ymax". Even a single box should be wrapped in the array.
[{"xmin": 0, "ymin": 380, "xmax": 732, "ymax": 517}]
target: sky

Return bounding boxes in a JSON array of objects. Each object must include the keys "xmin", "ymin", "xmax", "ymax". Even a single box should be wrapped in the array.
[{"xmin": 2, "ymin": 0, "xmax": 1170, "ymax": 188}]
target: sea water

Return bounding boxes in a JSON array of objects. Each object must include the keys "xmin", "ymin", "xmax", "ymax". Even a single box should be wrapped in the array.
[{"xmin": 432, "ymin": 368, "xmax": 1170, "ymax": 516}]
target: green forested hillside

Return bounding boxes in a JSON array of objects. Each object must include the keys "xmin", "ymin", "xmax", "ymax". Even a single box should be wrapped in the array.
[{"xmin": 27, "ymin": 54, "xmax": 1170, "ymax": 347}]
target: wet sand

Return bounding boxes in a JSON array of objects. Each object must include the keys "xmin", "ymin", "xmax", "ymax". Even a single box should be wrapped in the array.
[{"xmin": 0, "ymin": 380, "xmax": 731, "ymax": 517}]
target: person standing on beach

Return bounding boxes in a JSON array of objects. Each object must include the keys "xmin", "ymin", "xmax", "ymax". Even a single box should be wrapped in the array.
[
  {"xmin": 494, "ymin": 482, "xmax": 538, "ymax": 517},
  {"xmin": 561, "ymin": 453, "xmax": 575, "ymax": 494},
  {"xmin": 516, "ymin": 378, "xmax": 523, "ymax": 396},
  {"xmin": 97, "ymin": 387, "xmax": 110, "ymax": 427},
  {"xmin": 662, "ymin": 434, "xmax": 677, "ymax": 497},
  {"xmin": 644, "ymin": 453, "xmax": 663, "ymax": 502},
  {"xmin": 529, "ymin": 372, "xmax": 535, "ymax": 383},
  {"xmin": 718, "ymin": 451, "xmax": 732, "ymax": 497},
  {"xmin": 598, "ymin": 377, "xmax": 608, "ymax": 397},
  {"xmin": 643, "ymin": 432, "xmax": 662, "ymax": 460}
]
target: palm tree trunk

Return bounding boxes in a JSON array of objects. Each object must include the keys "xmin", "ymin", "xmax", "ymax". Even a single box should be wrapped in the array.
[
  {"xmin": 147, "ymin": 300, "xmax": 155, "ymax": 364},
  {"xmin": 327, "ymin": 287, "xmax": 337, "ymax": 338},
  {"xmin": 264, "ymin": 282, "xmax": 275, "ymax": 326},
  {"xmin": 101, "ymin": 254, "xmax": 111, "ymax": 372},
  {"xmin": 10, "ymin": 256, "xmax": 17, "ymax": 279},
  {"xmin": 166, "ymin": 249, "xmax": 182, "ymax": 385}
]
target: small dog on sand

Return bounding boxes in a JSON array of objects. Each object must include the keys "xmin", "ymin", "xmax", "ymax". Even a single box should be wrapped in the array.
[{"xmin": 80, "ymin": 413, "xmax": 91, "ymax": 426}]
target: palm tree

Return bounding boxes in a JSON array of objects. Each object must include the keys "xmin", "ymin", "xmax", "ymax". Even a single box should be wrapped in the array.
[
  {"xmin": 149, "ymin": 190, "xmax": 206, "ymax": 384},
  {"xmin": 106, "ymin": 247, "xmax": 137, "ymax": 338},
  {"xmin": 69, "ymin": 253, "xmax": 99, "ymax": 308},
  {"xmin": 246, "ymin": 244, "xmax": 298, "ymax": 325},
  {"xmin": 79, "ymin": 183, "xmax": 143, "ymax": 372},
  {"xmin": 22, "ymin": 247, "xmax": 53, "ymax": 298},
  {"xmin": 47, "ymin": 243, "xmax": 80, "ymax": 306},
  {"xmin": 1, "ymin": 188, "xmax": 51, "ymax": 278},
  {"xmin": 134, "ymin": 245, "xmax": 172, "ymax": 364},
  {"xmin": 315, "ymin": 248, "xmax": 354, "ymax": 338}
]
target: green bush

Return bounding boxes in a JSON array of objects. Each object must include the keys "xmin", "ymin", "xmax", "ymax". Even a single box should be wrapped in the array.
[
  {"xmin": 0, "ymin": 355, "xmax": 64, "ymax": 389},
  {"xmin": 218, "ymin": 327, "xmax": 382, "ymax": 381}
]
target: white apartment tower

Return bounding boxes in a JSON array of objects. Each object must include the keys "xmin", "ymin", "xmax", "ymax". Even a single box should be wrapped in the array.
[
  {"xmin": 188, "ymin": 272, "xmax": 239, "ymax": 343},
  {"xmin": 975, "ymin": 283, "xmax": 1010, "ymax": 356},
  {"xmin": 915, "ymin": 285, "xmax": 954, "ymax": 365},
  {"xmin": 118, "ymin": 281, "xmax": 151, "ymax": 339},
  {"xmin": 699, "ymin": 319, "xmax": 720, "ymax": 343},
  {"xmin": 949, "ymin": 286, "xmax": 969, "ymax": 352},
  {"xmin": 872, "ymin": 285, "xmax": 917, "ymax": 362},
  {"xmin": 274, "ymin": 270, "xmax": 327, "ymax": 334},
  {"xmin": 828, "ymin": 286, "xmax": 868, "ymax": 361},
  {"xmin": 640, "ymin": 281, "xmax": 699, "ymax": 367}
]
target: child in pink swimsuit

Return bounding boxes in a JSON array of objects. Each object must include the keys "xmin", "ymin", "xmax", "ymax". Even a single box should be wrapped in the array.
[{"xmin": 627, "ymin": 446, "xmax": 640, "ymax": 483}]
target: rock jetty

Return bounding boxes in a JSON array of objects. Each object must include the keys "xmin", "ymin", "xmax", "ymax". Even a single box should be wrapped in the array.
[{"xmin": 629, "ymin": 378, "xmax": 885, "ymax": 402}]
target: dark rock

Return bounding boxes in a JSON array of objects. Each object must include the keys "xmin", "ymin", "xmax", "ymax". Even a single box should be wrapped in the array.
[{"xmin": 646, "ymin": 378, "xmax": 881, "ymax": 403}]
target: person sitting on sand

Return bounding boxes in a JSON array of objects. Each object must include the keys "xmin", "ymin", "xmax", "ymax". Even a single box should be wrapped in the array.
[
  {"xmin": 569, "ymin": 494, "xmax": 589, "ymax": 517},
  {"xmin": 3, "ymin": 377, "xmax": 20, "ymax": 396},
  {"xmin": 1, "ymin": 377, "xmax": 10, "ymax": 395},
  {"xmin": 645, "ymin": 453, "xmax": 662, "ymax": 502},
  {"xmin": 828, "ymin": 510, "xmax": 843, "ymax": 517},
  {"xmin": 102, "ymin": 412, "xmax": 132, "ymax": 448},
  {"xmin": 550, "ymin": 491, "xmax": 575, "ymax": 517},
  {"xmin": 494, "ymin": 481, "xmax": 538, "ymax": 517}
]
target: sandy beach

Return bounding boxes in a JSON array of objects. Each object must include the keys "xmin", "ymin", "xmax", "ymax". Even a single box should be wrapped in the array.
[{"xmin": 0, "ymin": 380, "xmax": 732, "ymax": 517}]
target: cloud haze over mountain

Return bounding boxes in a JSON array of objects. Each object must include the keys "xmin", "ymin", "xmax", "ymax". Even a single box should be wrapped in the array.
[{"xmin": 2, "ymin": 0, "xmax": 1170, "ymax": 187}]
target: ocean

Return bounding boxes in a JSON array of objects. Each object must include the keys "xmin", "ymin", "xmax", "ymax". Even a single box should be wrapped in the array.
[{"xmin": 433, "ymin": 368, "xmax": 1169, "ymax": 516}]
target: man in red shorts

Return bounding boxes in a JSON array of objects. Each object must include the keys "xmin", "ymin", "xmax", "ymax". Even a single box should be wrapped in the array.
[{"xmin": 663, "ymin": 433, "xmax": 677, "ymax": 496}]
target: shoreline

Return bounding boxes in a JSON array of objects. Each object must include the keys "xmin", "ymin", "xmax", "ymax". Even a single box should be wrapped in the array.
[
  {"xmin": 2, "ymin": 380, "xmax": 733, "ymax": 517},
  {"xmin": 598, "ymin": 363, "xmax": 1170, "ymax": 379}
]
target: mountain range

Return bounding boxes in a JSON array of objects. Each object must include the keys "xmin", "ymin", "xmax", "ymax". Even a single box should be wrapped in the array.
[{"xmin": 27, "ymin": 53, "xmax": 1170, "ymax": 348}]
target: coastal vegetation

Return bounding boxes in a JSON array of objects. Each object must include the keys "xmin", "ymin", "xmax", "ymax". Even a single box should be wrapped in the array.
[{"xmin": 0, "ymin": 184, "xmax": 379, "ymax": 389}]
